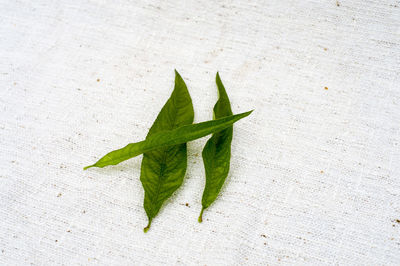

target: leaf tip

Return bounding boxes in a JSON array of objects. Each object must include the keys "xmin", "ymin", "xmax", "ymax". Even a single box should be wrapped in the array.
[
  {"xmin": 174, "ymin": 69, "xmax": 185, "ymax": 84},
  {"xmin": 246, "ymin": 109, "xmax": 254, "ymax": 116},
  {"xmin": 237, "ymin": 110, "xmax": 254, "ymax": 120},
  {"xmin": 83, "ymin": 165, "xmax": 93, "ymax": 170}
]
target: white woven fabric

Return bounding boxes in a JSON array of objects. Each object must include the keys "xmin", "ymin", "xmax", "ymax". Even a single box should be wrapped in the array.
[{"xmin": 1, "ymin": 0, "xmax": 399, "ymax": 265}]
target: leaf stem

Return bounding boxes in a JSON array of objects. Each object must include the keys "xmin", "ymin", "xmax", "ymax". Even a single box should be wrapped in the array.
[
  {"xmin": 198, "ymin": 208, "xmax": 205, "ymax": 223},
  {"xmin": 144, "ymin": 219, "xmax": 152, "ymax": 233}
]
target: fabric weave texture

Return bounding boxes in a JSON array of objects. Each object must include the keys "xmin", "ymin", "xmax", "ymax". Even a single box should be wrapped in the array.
[{"xmin": 1, "ymin": 0, "xmax": 399, "ymax": 265}]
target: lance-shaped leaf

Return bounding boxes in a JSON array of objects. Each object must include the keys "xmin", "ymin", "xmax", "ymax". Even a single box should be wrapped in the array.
[
  {"xmin": 84, "ymin": 110, "xmax": 252, "ymax": 170},
  {"xmin": 199, "ymin": 73, "xmax": 233, "ymax": 223},
  {"xmin": 141, "ymin": 70, "xmax": 194, "ymax": 232}
]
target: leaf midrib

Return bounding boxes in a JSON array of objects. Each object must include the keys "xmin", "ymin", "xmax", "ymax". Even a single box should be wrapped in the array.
[{"xmin": 148, "ymin": 105, "xmax": 182, "ymax": 218}]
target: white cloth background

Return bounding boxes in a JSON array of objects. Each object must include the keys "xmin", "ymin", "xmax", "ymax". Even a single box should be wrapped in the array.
[{"xmin": 1, "ymin": 0, "xmax": 399, "ymax": 265}]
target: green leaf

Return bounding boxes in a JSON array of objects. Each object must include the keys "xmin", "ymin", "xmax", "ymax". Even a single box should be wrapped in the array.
[
  {"xmin": 199, "ymin": 73, "xmax": 234, "ymax": 223},
  {"xmin": 141, "ymin": 70, "xmax": 194, "ymax": 232},
  {"xmin": 83, "ymin": 110, "xmax": 252, "ymax": 170}
]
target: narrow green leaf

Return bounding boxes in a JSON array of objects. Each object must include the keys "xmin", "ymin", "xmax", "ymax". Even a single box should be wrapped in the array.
[
  {"xmin": 199, "ymin": 73, "xmax": 233, "ymax": 223},
  {"xmin": 141, "ymin": 70, "xmax": 194, "ymax": 232},
  {"xmin": 83, "ymin": 110, "xmax": 252, "ymax": 170}
]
